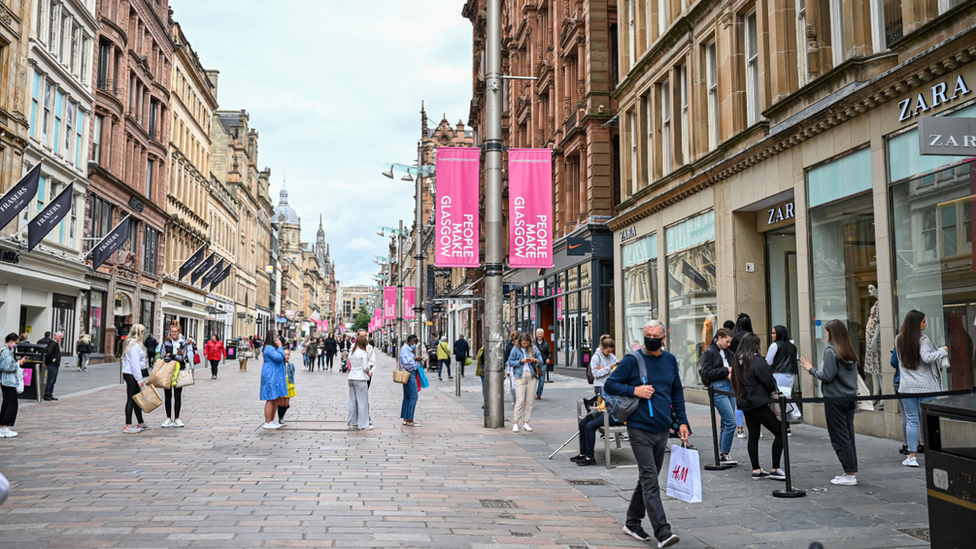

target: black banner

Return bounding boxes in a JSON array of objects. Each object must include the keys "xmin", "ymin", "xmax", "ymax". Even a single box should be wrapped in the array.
[
  {"xmin": 190, "ymin": 252, "xmax": 216, "ymax": 283},
  {"xmin": 681, "ymin": 259, "xmax": 710, "ymax": 292},
  {"xmin": 200, "ymin": 258, "xmax": 224, "ymax": 288},
  {"xmin": 91, "ymin": 215, "xmax": 131, "ymax": 271},
  {"xmin": 667, "ymin": 270, "xmax": 684, "ymax": 295},
  {"xmin": 700, "ymin": 252, "xmax": 716, "ymax": 277},
  {"xmin": 179, "ymin": 245, "xmax": 206, "ymax": 280},
  {"xmin": 209, "ymin": 264, "xmax": 232, "ymax": 290},
  {"xmin": 27, "ymin": 183, "xmax": 73, "ymax": 251},
  {"xmin": 0, "ymin": 163, "xmax": 41, "ymax": 232}
]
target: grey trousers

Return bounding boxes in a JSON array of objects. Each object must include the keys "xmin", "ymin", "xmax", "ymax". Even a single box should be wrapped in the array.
[
  {"xmin": 625, "ymin": 427, "xmax": 672, "ymax": 542},
  {"xmin": 348, "ymin": 380, "xmax": 370, "ymax": 429}
]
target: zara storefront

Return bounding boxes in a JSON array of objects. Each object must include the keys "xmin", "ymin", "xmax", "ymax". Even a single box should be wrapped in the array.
[{"xmin": 612, "ymin": 54, "xmax": 976, "ymax": 440}]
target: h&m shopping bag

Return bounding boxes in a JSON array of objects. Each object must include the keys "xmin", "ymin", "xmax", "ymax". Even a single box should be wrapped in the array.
[{"xmin": 666, "ymin": 444, "xmax": 702, "ymax": 503}]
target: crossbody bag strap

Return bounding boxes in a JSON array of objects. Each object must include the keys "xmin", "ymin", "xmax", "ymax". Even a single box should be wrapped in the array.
[{"xmin": 629, "ymin": 351, "xmax": 649, "ymax": 384}]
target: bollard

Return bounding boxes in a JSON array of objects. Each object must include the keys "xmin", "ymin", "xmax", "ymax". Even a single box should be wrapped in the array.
[
  {"xmin": 773, "ymin": 393, "xmax": 806, "ymax": 498},
  {"xmin": 456, "ymin": 365, "xmax": 461, "ymax": 396},
  {"xmin": 704, "ymin": 385, "xmax": 736, "ymax": 470}
]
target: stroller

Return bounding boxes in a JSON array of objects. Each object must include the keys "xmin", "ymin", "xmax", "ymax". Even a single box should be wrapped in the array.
[{"xmin": 340, "ymin": 351, "xmax": 349, "ymax": 373}]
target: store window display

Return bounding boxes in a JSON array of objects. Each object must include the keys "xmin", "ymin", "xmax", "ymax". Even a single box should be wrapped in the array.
[{"xmin": 622, "ymin": 233, "xmax": 658, "ymax": 352}]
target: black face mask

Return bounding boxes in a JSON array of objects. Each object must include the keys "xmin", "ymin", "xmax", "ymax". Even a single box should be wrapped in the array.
[{"xmin": 645, "ymin": 337, "xmax": 664, "ymax": 352}]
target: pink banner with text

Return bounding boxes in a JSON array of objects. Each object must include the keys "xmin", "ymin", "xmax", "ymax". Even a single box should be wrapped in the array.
[
  {"xmin": 404, "ymin": 287, "xmax": 415, "ymax": 319},
  {"xmin": 508, "ymin": 149, "xmax": 554, "ymax": 268},
  {"xmin": 383, "ymin": 287, "xmax": 396, "ymax": 320},
  {"xmin": 435, "ymin": 147, "xmax": 480, "ymax": 268}
]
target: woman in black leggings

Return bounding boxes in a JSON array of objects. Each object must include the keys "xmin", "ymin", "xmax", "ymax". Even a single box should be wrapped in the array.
[
  {"xmin": 121, "ymin": 324, "xmax": 148, "ymax": 433},
  {"xmin": 161, "ymin": 321, "xmax": 188, "ymax": 428},
  {"xmin": 732, "ymin": 333, "xmax": 785, "ymax": 480}
]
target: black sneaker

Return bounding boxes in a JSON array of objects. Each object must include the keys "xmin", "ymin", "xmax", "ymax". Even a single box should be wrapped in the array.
[
  {"xmin": 916, "ymin": 445, "xmax": 925, "ymax": 454},
  {"xmin": 569, "ymin": 454, "xmax": 587, "ymax": 462},
  {"xmin": 658, "ymin": 533, "xmax": 680, "ymax": 548},
  {"xmin": 899, "ymin": 444, "xmax": 910, "ymax": 456},
  {"xmin": 577, "ymin": 457, "xmax": 596, "ymax": 466},
  {"xmin": 752, "ymin": 470, "xmax": 771, "ymax": 480},
  {"xmin": 769, "ymin": 468, "xmax": 787, "ymax": 481},
  {"xmin": 719, "ymin": 453, "xmax": 738, "ymax": 466},
  {"xmin": 623, "ymin": 525, "xmax": 651, "ymax": 542}
]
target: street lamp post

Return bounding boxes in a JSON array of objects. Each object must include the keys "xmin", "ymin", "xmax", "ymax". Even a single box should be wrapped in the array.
[{"xmin": 413, "ymin": 143, "xmax": 424, "ymax": 345}]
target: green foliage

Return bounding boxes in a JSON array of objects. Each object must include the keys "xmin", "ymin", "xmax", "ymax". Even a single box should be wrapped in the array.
[{"xmin": 352, "ymin": 305, "xmax": 370, "ymax": 332}]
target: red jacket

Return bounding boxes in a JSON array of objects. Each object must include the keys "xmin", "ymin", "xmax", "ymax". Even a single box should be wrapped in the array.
[{"xmin": 204, "ymin": 340, "xmax": 225, "ymax": 361}]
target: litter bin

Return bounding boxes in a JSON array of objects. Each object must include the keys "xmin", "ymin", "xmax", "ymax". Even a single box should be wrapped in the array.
[
  {"xmin": 921, "ymin": 394, "xmax": 976, "ymax": 549},
  {"xmin": 226, "ymin": 342, "xmax": 236, "ymax": 359},
  {"xmin": 15, "ymin": 344, "xmax": 46, "ymax": 402}
]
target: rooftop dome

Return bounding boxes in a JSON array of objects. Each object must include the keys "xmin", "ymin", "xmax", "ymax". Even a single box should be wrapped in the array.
[{"xmin": 273, "ymin": 188, "xmax": 300, "ymax": 225}]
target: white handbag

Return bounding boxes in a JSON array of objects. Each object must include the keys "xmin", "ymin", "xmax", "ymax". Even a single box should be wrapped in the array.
[{"xmin": 15, "ymin": 366, "xmax": 24, "ymax": 394}]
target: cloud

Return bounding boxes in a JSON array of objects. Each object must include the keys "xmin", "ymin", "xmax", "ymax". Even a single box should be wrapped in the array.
[
  {"xmin": 169, "ymin": 0, "xmax": 472, "ymax": 286},
  {"xmin": 343, "ymin": 238, "xmax": 377, "ymax": 251}
]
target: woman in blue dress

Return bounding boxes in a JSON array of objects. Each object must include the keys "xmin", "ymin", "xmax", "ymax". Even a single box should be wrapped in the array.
[{"xmin": 260, "ymin": 329, "xmax": 288, "ymax": 430}]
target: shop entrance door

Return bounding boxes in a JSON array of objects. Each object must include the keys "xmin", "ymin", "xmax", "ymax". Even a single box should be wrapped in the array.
[
  {"xmin": 538, "ymin": 300, "xmax": 555, "ymax": 369},
  {"xmin": 766, "ymin": 227, "xmax": 799, "ymax": 350}
]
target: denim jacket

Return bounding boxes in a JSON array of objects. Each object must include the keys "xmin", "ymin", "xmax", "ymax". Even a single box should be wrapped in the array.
[
  {"xmin": 505, "ymin": 345, "xmax": 543, "ymax": 379},
  {"xmin": 0, "ymin": 346, "xmax": 20, "ymax": 388}
]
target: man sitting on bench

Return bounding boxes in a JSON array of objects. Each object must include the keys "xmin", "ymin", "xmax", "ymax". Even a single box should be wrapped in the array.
[{"xmin": 571, "ymin": 395, "xmax": 624, "ymax": 466}]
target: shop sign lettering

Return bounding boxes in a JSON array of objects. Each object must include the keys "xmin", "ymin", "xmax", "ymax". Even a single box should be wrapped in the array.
[
  {"xmin": 619, "ymin": 226, "xmax": 638, "ymax": 242},
  {"xmin": 767, "ymin": 202, "xmax": 795, "ymax": 226},
  {"xmin": 918, "ymin": 116, "xmax": 976, "ymax": 156},
  {"xmin": 898, "ymin": 75, "xmax": 971, "ymax": 122}
]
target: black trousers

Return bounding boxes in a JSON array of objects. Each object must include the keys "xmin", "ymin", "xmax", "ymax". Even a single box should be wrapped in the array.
[
  {"xmin": 123, "ymin": 373, "xmax": 144, "ymax": 425},
  {"xmin": 0, "ymin": 385, "xmax": 18, "ymax": 427},
  {"xmin": 44, "ymin": 365, "xmax": 59, "ymax": 398},
  {"xmin": 325, "ymin": 354, "xmax": 334, "ymax": 369},
  {"xmin": 824, "ymin": 401, "xmax": 858, "ymax": 473},
  {"xmin": 164, "ymin": 387, "xmax": 183, "ymax": 419},
  {"xmin": 743, "ymin": 405, "xmax": 783, "ymax": 471},
  {"xmin": 210, "ymin": 359, "xmax": 220, "ymax": 377}
]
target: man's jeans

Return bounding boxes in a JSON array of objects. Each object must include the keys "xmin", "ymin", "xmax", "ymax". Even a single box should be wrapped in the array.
[
  {"xmin": 536, "ymin": 374, "xmax": 545, "ymax": 397},
  {"xmin": 712, "ymin": 379, "xmax": 736, "ymax": 454},
  {"xmin": 625, "ymin": 427, "xmax": 672, "ymax": 542},
  {"xmin": 44, "ymin": 365, "xmax": 59, "ymax": 398}
]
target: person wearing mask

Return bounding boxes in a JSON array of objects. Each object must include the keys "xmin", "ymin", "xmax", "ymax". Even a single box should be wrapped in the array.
[
  {"xmin": 399, "ymin": 335, "xmax": 421, "ymax": 427},
  {"xmin": 1, "ymin": 333, "xmax": 30, "ymax": 438},
  {"xmin": 121, "ymin": 324, "xmax": 149, "ymax": 433},
  {"xmin": 699, "ymin": 327, "xmax": 738, "ymax": 466},
  {"xmin": 76, "ymin": 334, "xmax": 91, "ymax": 372},
  {"xmin": 347, "ymin": 334, "xmax": 374, "ymax": 431},
  {"xmin": 506, "ymin": 333, "xmax": 543, "ymax": 433},
  {"xmin": 732, "ymin": 334, "xmax": 786, "ymax": 480},
  {"xmin": 800, "ymin": 319, "xmax": 860, "ymax": 485},
  {"xmin": 145, "ymin": 333, "xmax": 159, "ymax": 365},
  {"xmin": 323, "ymin": 334, "xmax": 337, "ymax": 371},
  {"xmin": 766, "ymin": 325, "xmax": 801, "ymax": 429},
  {"xmin": 590, "ymin": 335, "xmax": 618, "ymax": 396},
  {"xmin": 307, "ymin": 337, "xmax": 319, "ymax": 372},
  {"xmin": 603, "ymin": 320, "xmax": 685, "ymax": 548},
  {"xmin": 277, "ymin": 349, "xmax": 296, "ymax": 425},
  {"xmin": 260, "ymin": 329, "xmax": 288, "ymax": 430},
  {"xmin": 894, "ymin": 310, "xmax": 948, "ymax": 468},
  {"xmin": 534, "ymin": 329, "xmax": 552, "ymax": 399},
  {"xmin": 205, "ymin": 334, "xmax": 226, "ymax": 380},
  {"xmin": 437, "ymin": 336, "xmax": 452, "ymax": 381},
  {"xmin": 504, "ymin": 330, "xmax": 519, "ymax": 403},
  {"xmin": 453, "ymin": 335, "xmax": 470, "ymax": 378},
  {"xmin": 161, "ymin": 322, "xmax": 189, "ymax": 428},
  {"xmin": 42, "ymin": 331, "xmax": 63, "ymax": 401}
]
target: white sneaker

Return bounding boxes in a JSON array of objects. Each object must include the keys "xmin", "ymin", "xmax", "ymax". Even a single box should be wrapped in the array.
[
  {"xmin": 263, "ymin": 422, "xmax": 281, "ymax": 430},
  {"xmin": 173, "ymin": 419, "xmax": 184, "ymax": 428},
  {"xmin": 0, "ymin": 427, "xmax": 8, "ymax": 437},
  {"xmin": 903, "ymin": 456, "xmax": 919, "ymax": 467},
  {"xmin": 736, "ymin": 430, "xmax": 746, "ymax": 439},
  {"xmin": 512, "ymin": 423, "xmax": 520, "ymax": 432},
  {"xmin": 522, "ymin": 423, "xmax": 533, "ymax": 432},
  {"xmin": 4, "ymin": 428, "xmax": 17, "ymax": 437},
  {"xmin": 161, "ymin": 419, "xmax": 175, "ymax": 428},
  {"xmin": 269, "ymin": 421, "xmax": 282, "ymax": 428},
  {"xmin": 830, "ymin": 474, "xmax": 857, "ymax": 486},
  {"xmin": 122, "ymin": 426, "xmax": 142, "ymax": 434}
]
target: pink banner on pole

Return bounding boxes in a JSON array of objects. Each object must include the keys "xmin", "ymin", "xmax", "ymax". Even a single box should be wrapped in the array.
[
  {"xmin": 508, "ymin": 149, "xmax": 554, "ymax": 268},
  {"xmin": 435, "ymin": 147, "xmax": 480, "ymax": 268},
  {"xmin": 404, "ymin": 287, "xmax": 415, "ymax": 320},
  {"xmin": 383, "ymin": 287, "xmax": 396, "ymax": 319}
]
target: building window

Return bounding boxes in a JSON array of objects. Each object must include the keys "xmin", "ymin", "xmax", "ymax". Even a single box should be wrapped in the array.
[
  {"xmin": 830, "ymin": 0, "xmax": 845, "ymax": 67},
  {"xmin": 745, "ymin": 9, "xmax": 760, "ymax": 126},
  {"xmin": 148, "ymin": 98, "xmax": 158, "ymax": 139},
  {"xmin": 30, "ymin": 72, "xmax": 40, "ymax": 140},
  {"xmin": 678, "ymin": 64, "xmax": 689, "ymax": 165},
  {"xmin": 97, "ymin": 40, "xmax": 109, "ymax": 90},
  {"xmin": 146, "ymin": 159, "xmax": 154, "ymax": 196},
  {"xmin": 53, "ymin": 91, "xmax": 63, "ymax": 155},
  {"xmin": 88, "ymin": 194, "xmax": 113, "ymax": 251},
  {"xmin": 70, "ymin": 25, "xmax": 79, "ymax": 74},
  {"xmin": 59, "ymin": 13, "xmax": 70, "ymax": 63},
  {"xmin": 644, "ymin": 94, "xmax": 653, "ymax": 187},
  {"xmin": 64, "ymin": 102, "xmax": 73, "ymax": 157},
  {"xmin": 35, "ymin": 0, "xmax": 45, "ymax": 40},
  {"xmin": 143, "ymin": 225, "xmax": 159, "ymax": 275},
  {"xmin": 706, "ymin": 41, "xmax": 719, "ymax": 149},
  {"xmin": 628, "ymin": 0, "xmax": 636, "ymax": 68},
  {"xmin": 75, "ymin": 110, "xmax": 84, "ymax": 168},
  {"xmin": 68, "ymin": 192, "xmax": 77, "ymax": 248},
  {"xmin": 42, "ymin": 82, "xmax": 52, "ymax": 145},
  {"xmin": 47, "ymin": 2, "xmax": 58, "ymax": 48},
  {"xmin": 92, "ymin": 115, "xmax": 103, "ymax": 164},
  {"xmin": 629, "ymin": 110, "xmax": 638, "ymax": 196},
  {"xmin": 657, "ymin": 0, "xmax": 667, "ymax": 36},
  {"xmin": 622, "ymin": 233, "xmax": 658, "ymax": 353},
  {"xmin": 939, "ymin": 0, "xmax": 966, "ymax": 14},
  {"xmin": 796, "ymin": 0, "xmax": 809, "ymax": 86},
  {"xmin": 83, "ymin": 290, "xmax": 106, "ymax": 353},
  {"xmin": 81, "ymin": 36, "xmax": 90, "ymax": 83},
  {"xmin": 661, "ymin": 79, "xmax": 671, "ymax": 175},
  {"xmin": 141, "ymin": 299, "xmax": 155, "ymax": 335}
]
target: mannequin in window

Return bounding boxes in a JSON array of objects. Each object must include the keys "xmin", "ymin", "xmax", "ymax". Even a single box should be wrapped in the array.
[{"xmin": 864, "ymin": 284, "xmax": 882, "ymax": 407}]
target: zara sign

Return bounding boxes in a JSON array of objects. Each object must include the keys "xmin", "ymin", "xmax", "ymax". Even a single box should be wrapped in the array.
[
  {"xmin": 898, "ymin": 75, "xmax": 971, "ymax": 122},
  {"xmin": 918, "ymin": 116, "xmax": 976, "ymax": 156}
]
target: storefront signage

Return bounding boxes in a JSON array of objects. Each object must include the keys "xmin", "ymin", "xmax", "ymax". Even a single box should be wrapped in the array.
[
  {"xmin": 508, "ymin": 149, "xmax": 554, "ymax": 268},
  {"xmin": 0, "ymin": 249, "xmax": 20, "ymax": 264},
  {"xmin": 619, "ymin": 226, "xmax": 638, "ymax": 242},
  {"xmin": 0, "ymin": 164, "xmax": 40, "ymax": 232},
  {"xmin": 567, "ymin": 238, "xmax": 590, "ymax": 256},
  {"xmin": 759, "ymin": 200, "xmax": 796, "ymax": 232},
  {"xmin": 898, "ymin": 75, "xmax": 971, "ymax": 122},
  {"xmin": 127, "ymin": 196, "xmax": 145, "ymax": 213},
  {"xmin": 917, "ymin": 116, "xmax": 976, "ymax": 156}
]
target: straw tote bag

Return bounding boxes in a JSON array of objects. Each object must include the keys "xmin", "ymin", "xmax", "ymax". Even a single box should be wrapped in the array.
[{"xmin": 393, "ymin": 359, "xmax": 410, "ymax": 385}]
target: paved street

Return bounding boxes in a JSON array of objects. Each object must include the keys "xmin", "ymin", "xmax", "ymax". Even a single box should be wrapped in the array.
[{"xmin": 0, "ymin": 352, "xmax": 932, "ymax": 548}]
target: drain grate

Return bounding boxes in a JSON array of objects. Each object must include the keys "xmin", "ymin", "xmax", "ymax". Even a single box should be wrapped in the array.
[
  {"xmin": 481, "ymin": 499, "xmax": 519, "ymax": 509},
  {"xmin": 896, "ymin": 527, "xmax": 930, "ymax": 542},
  {"xmin": 567, "ymin": 479, "xmax": 609, "ymax": 486},
  {"xmin": 569, "ymin": 545, "xmax": 590, "ymax": 549},
  {"xmin": 498, "ymin": 513, "xmax": 515, "ymax": 519},
  {"xmin": 512, "ymin": 532, "xmax": 532, "ymax": 537}
]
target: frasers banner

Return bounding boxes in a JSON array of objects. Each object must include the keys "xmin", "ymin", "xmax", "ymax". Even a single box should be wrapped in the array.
[
  {"xmin": 508, "ymin": 149, "xmax": 554, "ymax": 268},
  {"xmin": 383, "ymin": 287, "xmax": 396, "ymax": 320},
  {"xmin": 435, "ymin": 147, "xmax": 480, "ymax": 268},
  {"xmin": 404, "ymin": 287, "xmax": 415, "ymax": 320}
]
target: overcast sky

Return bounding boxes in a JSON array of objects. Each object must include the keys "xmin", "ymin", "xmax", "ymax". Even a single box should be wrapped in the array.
[{"xmin": 170, "ymin": 0, "xmax": 472, "ymax": 287}]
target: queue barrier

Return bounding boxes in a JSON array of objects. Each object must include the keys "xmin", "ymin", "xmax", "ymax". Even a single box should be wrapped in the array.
[{"xmin": 705, "ymin": 385, "xmax": 976, "ymax": 498}]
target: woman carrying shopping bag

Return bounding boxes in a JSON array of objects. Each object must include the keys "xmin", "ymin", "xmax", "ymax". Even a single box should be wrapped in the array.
[
  {"xmin": 121, "ymin": 324, "xmax": 151, "ymax": 433},
  {"xmin": 0, "ymin": 333, "xmax": 29, "ymax": 438},
  {"xmin": 160, "ymin": 321, "xmax": 189, "ymax": 428}
]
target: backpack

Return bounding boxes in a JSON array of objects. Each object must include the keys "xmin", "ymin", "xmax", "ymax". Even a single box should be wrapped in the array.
[
  {"xmin": 601, "ymin": 351, "xmax": 649, "ymax": 423},
  {"xmin": 697, "ymin": 347, "xmax": 712, "ymax": 388}
]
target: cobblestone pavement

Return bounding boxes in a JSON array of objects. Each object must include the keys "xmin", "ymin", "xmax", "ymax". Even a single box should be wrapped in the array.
[{"xmin": 0, "ymin": 352, "xmax": 651, "ymax": 549}]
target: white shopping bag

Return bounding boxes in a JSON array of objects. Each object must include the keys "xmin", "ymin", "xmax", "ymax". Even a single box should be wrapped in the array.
[{"xmin": 666, "ymin": 444, "xmax": 702, "ymax": 503}]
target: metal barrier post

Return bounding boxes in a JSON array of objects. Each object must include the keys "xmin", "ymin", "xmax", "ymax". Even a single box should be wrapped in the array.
[
  {"xmin": 773, "ymin": 394, "xmax": 805, "ymax": 498},
  {"xmin": 704, "ymin": 385, "xmax": 736, "ymax": 470}
]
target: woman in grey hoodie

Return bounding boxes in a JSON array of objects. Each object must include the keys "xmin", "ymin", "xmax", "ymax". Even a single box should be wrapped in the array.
[
  {"xmin": 800, "ymin": 319, "xmax": 860, "ymax": 486},
  {"xmin": 895, "ymin": 310, "xmax": 948, "ymax": 467}
]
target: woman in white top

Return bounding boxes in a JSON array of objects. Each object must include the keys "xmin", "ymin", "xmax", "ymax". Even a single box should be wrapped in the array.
[
  {"xmin": 347, "ymin": 334, "xmax": 373, "ymax": 431},
  {"xmin": 589, "ymin": 334, "xmax": 618, "ymax": 395},
  {"xmin": 122, "ymin": 324, "xmax": 149, "ymax": 434}
]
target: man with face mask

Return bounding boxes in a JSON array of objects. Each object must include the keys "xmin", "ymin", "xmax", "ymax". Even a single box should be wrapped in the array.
[{"xmin": 604, "ymin": 319, "xmax": 687, "ymax": 548}]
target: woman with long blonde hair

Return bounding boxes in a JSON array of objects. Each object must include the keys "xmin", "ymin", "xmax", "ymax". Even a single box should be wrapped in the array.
[{"xmin": 121, "ymin": 324, "xmax": 148, "ymax": 433}]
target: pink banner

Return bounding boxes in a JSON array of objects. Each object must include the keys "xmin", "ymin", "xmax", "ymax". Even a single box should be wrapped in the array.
[
  {"xmin": 556, "ymin": 287, "xmax": 563, "ymax": 320},
  {"xmin": 383, "ymin": 287, "xmax": 396, "ymax": 319},
  {"xmin": 508, "ymin": 149, "xmax": 554, "ymax": 268},
  {"xmin": 404, "ymin": 287, "xmax": 415, "ymax": 320},
  {"xmin": 435, "ymin": 147, "xmax": 480, "ymax": 268}
]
